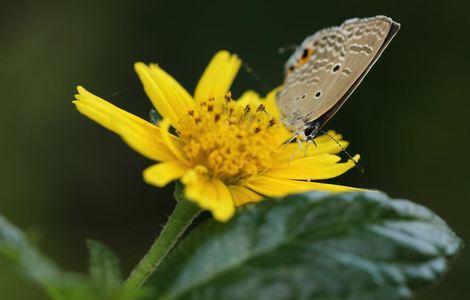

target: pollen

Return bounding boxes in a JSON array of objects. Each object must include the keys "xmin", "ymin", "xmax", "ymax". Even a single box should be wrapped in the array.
[{"xmin": 177, "ymin": 93, "xmax": 280, "ymax": 184}]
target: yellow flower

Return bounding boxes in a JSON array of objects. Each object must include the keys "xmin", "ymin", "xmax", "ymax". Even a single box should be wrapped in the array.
[{"xmin": 74, "ymin": 51, "xmax": 361, "ymax": 222}]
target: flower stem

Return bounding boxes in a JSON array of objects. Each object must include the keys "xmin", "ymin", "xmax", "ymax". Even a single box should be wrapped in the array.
[{"xmin": 124, "ymin": 199, "xmax": 202, "ymax": 288}]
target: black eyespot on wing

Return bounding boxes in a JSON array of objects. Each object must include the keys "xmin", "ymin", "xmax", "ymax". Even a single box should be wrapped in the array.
[
  {"xmin": 332, "ymin": 64, "xmax": 341, "ymax": 73},
  {"xmin": 315, "ymin": 91, "xmax": 322, "ymax": 98}
]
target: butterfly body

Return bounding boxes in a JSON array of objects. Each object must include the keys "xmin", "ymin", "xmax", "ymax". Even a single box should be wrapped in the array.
[{"xmin": 277, "ymin": 16, "xmax": 400, "ymax": 140}]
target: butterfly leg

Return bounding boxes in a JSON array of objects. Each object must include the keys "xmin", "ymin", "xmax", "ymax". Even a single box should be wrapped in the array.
[
  {"xmin": 304, "ymin": 138, "xmax": 319, "ymax": 157},
  {"xmin": 282, "ymin": 134, "xmax": 297, "ymax": 148},
  {"xmin": 310, "ymin": 138, "xmax": 317, "ymax": 147},
  {"xmin": 304, "ymin": 140, "xmax": 311, "ymax": 157},
  {"xmin": 288, "ymin": 136, "xmax": 304, "ymax": 162}
]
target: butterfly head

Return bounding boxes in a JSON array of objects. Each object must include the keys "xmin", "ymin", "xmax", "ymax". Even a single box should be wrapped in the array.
[{"xmin": 280, "ymin": 113, "xmax": 320, "ymax": 142}]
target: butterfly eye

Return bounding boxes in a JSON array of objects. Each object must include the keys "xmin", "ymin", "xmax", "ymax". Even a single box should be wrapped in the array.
[
  {"xmin": 332, "ymin": 64, "xmax": 341, "ymax": 73},
  {"xmin": 315, "ymin": 91, "xmax": 322, "ymax": 98}
]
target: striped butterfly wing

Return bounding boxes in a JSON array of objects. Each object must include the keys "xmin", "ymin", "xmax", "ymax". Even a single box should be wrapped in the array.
[{"xmin": 277, "ymin": 16, "xmax": 400, "ymax": 133}]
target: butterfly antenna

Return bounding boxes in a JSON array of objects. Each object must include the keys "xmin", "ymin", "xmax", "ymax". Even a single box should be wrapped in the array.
[
  {"xmin": 105, "ymin": 86, "xmax": 132, "ymax": 98},
  {"xmin": 242, "ymin": 61, "xmax": 270, "ymax": 94},
  {"xmin": 277, "ymin": 44, "xmax": 298, "ymax": 54},
  {"xmin": 319, "ymin": 129, "xmax": 364, "ymax": 173}
]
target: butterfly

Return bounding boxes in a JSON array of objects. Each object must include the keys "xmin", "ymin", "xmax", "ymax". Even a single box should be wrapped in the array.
[{"xmin": 276, "ymin": 16, "xmax": 400, "ymax": 141}]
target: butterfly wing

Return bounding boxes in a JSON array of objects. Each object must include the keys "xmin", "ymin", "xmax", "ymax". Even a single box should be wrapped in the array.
[{"xmin": 277, "ymin": 16, "xmax": 400, "ymax": 133}]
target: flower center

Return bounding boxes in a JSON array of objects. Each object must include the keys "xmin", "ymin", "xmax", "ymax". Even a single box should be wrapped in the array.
[{"xmin": 177, "ymin": 93, "xmax": 280, "ymax": 185}]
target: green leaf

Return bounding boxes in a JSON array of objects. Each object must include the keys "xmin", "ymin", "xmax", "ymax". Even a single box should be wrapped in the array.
[
  {"xmin": 147, "ymin": 191, "xmax": 462, "ymax": 300},
  {"xmin": 87, "ymin": 239, "xmax": 123, "ymax": 289},
  {"xmin": 0, "ymin": 215, "xmax": 147, "ymax": 300},
  {"xmin": 0, "ymin": 214, "xmax": 97, "ymax": 300}
]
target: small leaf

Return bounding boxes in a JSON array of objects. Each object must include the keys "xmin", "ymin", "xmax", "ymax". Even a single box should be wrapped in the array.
[
  {"xmin": 147, "ymin": 191, "xmax": 462, "ymax": 300},
  {"xmin": 149, "ymin": 109, "xmax": 161, "ymax": 125},
  {"xmin": 0, "ymin": 215, "xmax": 147, "ymax": 300},
  {"xmin": 0, "ymin": 214, "xmax": 96, "ymax": 300},
  {"xmin": 87, "ymin": 239, "xmax": 123, "ymax": 289}
]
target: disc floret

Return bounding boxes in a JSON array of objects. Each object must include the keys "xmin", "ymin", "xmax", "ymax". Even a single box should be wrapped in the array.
[{"xmin": 178, "ymin": 93, "xmax": 279, "ymax": 185}]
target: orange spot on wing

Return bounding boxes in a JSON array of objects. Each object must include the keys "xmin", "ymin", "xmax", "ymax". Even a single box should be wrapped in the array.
[
  {"xmin": 287, "ymin": 65, "xmax": 295, "ymax": 75},
  {"xmin": 286, "ymin": 48, "xmax": 315, "ymax": 76},
  {"xmin": 297, "ymin": 47, "xmax": 315, "ymax": 67}
]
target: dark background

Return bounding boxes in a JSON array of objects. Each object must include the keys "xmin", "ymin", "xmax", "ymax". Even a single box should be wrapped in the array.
[{"xmin": 0, "ymin": 0, "xmax": 468, "ymax": 299}]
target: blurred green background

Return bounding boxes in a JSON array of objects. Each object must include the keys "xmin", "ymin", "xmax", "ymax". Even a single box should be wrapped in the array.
[{"xmin": 0, "ymin": 0, "xmax": 468, "ymax": 299}]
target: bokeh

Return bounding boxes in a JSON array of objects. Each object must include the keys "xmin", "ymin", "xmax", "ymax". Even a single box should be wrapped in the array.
[{"xmin": 1, "ymin": 0, "xmax": 468, "ymax": 299}]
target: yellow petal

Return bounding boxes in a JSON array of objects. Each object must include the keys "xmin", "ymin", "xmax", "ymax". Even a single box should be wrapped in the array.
[
  {"xmin": 236, "ymin": 88, "xmax": 291, "ymax": 144},
  {"xmin": 183, "ymin": 168, "xmax": 235, "ymax": 222},
  {"xmin": 263, "ymin": 87, "xmax": 291, "ymax": 144},
  {"xmin": 272, "ymin": 123, "xmax": 293, "ymax": 145},
  {"xmin": 237, "ymin": 88, "xmax": 282, "ymax": 117},
  {"xmin": 74, "ymin": 86, "xmax": 178, "ymax": 162},
  {"xmin": 181, "ymin": 165, "xmax": 209, "ymax": 198},
  {"xmin": 276, "ymin": 131, "xmax": 349, "ymax": 162},
  {"xmin": 262, "ymin": 86, "xmax": 283, "ymax": 118},
  {"xmin": 74, "ymin": 86, "xmax": 138, "ymax": 133},
  {"xmin": 134, "ymin": 62, "xmax": 194, "ymax": 128},
  {"xmin": 237, "ymin": 90, "xmax": 261, "ymax": 107},
  {"xmin": 265, "ymin": 154, "xmax": 359, "ymax": 180},
  {"xmin": 159, "ymin": 118, "xmax": 189, "ymax": 164},
  {"xmin": 229, "ymin": 185, "xmax": 263, "ymax": 206},
  {"xmin": 194, "ymin": 51, "xmax": 241, "ymax": 102},
  {"xmin": 143, "ymin": 161, "xmax": 189, "ymax": 187},
  {"xmin": 246, "ymin": 175, "xmax": 363, "ymax": 197}
]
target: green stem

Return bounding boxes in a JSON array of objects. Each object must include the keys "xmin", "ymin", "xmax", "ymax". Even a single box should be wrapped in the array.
[{"xmin": 124, "ymin": 199, "xmax": 202, "ymax": 288}]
